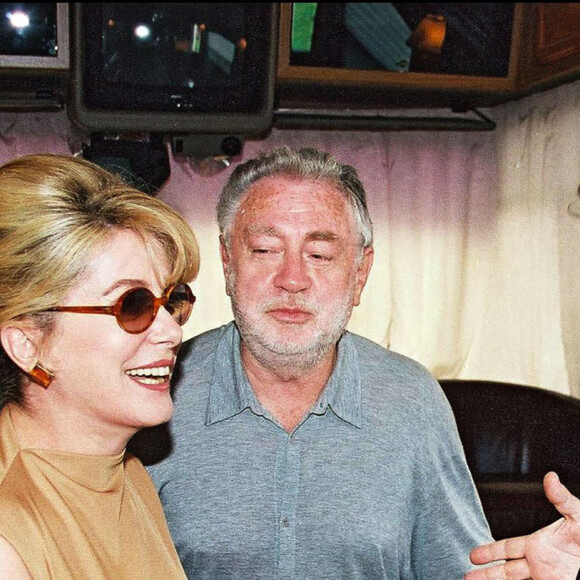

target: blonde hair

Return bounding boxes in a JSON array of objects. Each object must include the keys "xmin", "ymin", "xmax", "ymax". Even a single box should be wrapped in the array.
[{"xmin": 0, "ymin": 153, "xmax": 200, "ymax": 405}]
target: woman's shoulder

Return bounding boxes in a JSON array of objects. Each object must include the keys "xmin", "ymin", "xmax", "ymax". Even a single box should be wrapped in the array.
[{"xmin": 0, "ymin": 535, "xmax": 32, "ymax": 580}]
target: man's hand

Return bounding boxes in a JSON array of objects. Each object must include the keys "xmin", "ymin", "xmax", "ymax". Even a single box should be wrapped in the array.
[{"xmin": 464, "ymin": 472, "xmax": 580, "ymax": 580}]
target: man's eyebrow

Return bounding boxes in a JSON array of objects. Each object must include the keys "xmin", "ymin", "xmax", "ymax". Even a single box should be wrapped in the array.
[
  {"xmin": 243, "ymin": 226, "xmax": 340, "ymax": 242},
  {"xmin": 244, "ymin": 225, "xmax": 282, "ymax": 237},
  {"xmin": 306, "ymin": 231, "xmax": 339, "ymax": 242}
]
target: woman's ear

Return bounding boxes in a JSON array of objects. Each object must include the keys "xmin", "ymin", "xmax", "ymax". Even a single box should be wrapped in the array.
[
  {"xmin": 0, "ymin": 323, "xmax": 42, "ymax": 376},
  {"xmin": 1, "ymin": 323, "xmax": 53, "ymax": 387}
]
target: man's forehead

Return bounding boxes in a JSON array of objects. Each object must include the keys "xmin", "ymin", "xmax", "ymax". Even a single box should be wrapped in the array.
[
  {"xmin": 245, "ymin": 174, "xmax": 342, "ymax": 199},
  {"xmin": 239, "ymin": 177, "xmax": 345, "ymax": 212},
  {"xmin": 243, "ymin": 223, "xmax": 341, "ymax": 242}
]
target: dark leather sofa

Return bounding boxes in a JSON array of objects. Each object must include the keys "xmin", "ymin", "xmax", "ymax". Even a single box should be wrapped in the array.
[{"xmin": 439, "ymin": 379, "xmax": 580, "ymax": 540}]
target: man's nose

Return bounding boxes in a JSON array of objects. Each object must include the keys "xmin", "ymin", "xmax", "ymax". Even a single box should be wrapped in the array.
[{"xmin": 273, "ymin": 253, "xmax": 311, "ymax": 293}]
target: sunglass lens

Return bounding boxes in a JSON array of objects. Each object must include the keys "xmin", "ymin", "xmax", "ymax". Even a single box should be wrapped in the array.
[
  {"xmin": 166, "ymin": 284, "xmax": 195, "ymax": 326},
  {"xmin": 119, "ymin": 288, "xmax": 155, "ymax": 333}
]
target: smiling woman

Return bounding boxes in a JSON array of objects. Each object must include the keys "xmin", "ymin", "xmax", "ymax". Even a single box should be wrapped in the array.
[{"xmin": 0, "ymin": 153, "xmax": 199, "ymax": 579}]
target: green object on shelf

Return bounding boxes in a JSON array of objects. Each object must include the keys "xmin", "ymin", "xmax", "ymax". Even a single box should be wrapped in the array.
[{"xmin": 291, "ymin": 3, "xmax": 318, "ymax": 53}]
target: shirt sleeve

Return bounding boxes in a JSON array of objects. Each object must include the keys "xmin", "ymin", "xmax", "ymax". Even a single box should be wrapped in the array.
[{"xmin": 410, "ymin": 381, "xmax": 494, "ymax": 579}]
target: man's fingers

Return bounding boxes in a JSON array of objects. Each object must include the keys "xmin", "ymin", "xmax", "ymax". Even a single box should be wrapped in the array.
[
  {"xmin": 465, "ymin": 557, "xmax": 530, "ymax": 580},
  {"xmin": 470, "ymin": 536, "xmax": 527, "ymax": 565},
  {"xmin": 544, "ymin": 472, "xmax": 580, "ymax": 522}
]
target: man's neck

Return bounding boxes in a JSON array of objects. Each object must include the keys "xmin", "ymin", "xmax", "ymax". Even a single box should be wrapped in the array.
[{"xmin": 241, "ymin": 343, "xmax": 337, "ymax": 433}]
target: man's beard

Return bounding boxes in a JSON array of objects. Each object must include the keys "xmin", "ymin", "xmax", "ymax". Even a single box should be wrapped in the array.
[{"xmin": 227, "ymin": 271, "xmax": 354, "ymax": 374}]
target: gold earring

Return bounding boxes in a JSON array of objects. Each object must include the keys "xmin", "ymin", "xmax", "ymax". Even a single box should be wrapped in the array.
[{"xmin": 28, "ymin": 362, "xmax": 55, "ymax": 388}]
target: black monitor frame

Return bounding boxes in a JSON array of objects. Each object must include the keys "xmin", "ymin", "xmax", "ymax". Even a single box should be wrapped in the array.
[{"xmin": 68, "ymin": 3, "xmax": 278, "ymax": 136}]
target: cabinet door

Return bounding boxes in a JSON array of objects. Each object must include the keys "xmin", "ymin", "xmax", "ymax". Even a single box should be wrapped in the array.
[
  {"xmin": 518, "ymin": 3, "xmax": 580, "ymax": 89},
  {"xmin": 536, "ymin": 3, "xmax": 580, "ymax": 64}
]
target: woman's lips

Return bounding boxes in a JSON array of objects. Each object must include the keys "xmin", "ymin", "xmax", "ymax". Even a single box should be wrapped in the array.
[{"xmin": 125, "ymin": 360, "xmax": 174, "ymax": 391}]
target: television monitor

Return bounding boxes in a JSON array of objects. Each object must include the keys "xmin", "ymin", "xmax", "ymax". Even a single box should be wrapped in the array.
[
  {"xmin": 0, "ymin": 2, "xmax": 69, "ymax": 70},
  {"xmin": 68, "ymin": 3, "xmax": 278, "ymax": 137}
]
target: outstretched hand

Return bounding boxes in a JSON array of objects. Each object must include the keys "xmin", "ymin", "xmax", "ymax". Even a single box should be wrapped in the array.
[{"xmin": 464, "ymin": 472, "xmax": 580, "ymax": 580}]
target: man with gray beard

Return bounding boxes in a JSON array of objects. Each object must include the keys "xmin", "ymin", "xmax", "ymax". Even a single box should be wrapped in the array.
[{"xmin": 141, "ymin": 147, "xmax": 580, "ymax": 580}]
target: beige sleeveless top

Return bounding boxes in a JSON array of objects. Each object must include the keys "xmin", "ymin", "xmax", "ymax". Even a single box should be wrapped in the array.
[{"xmin": 0, "ymin": 405, "xmax": 186, "ymax": 579}]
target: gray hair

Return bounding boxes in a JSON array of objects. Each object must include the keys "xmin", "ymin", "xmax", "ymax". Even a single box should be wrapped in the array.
[{"xmin": 217, "ymin": 146, "xmax": 373, "ymax": 248}]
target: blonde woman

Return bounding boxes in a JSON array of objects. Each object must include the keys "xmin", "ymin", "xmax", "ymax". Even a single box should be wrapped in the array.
[{"xmin": 0, "ymin": 154, "xmax": 199, "ymax": 579}]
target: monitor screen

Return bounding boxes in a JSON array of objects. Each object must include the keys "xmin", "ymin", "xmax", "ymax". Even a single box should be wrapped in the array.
[
  {"xmin": 0, "ymin": 2, "xmax": 69, "ymax": 69},
  {"xmin": 69, "ymin": 3, "xmax": 278, "ymax": 135},
  {"xmin": 288, "ymin": 3, "xmax": 514, "ymax": 78}
]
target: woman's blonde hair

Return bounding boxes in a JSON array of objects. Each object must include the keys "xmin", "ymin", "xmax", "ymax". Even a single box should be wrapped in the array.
[{"xmin": 0, "ymin": 153, "xmax": 200, "ymax": 406}]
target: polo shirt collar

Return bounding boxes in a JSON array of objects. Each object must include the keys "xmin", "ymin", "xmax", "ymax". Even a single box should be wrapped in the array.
[{"xmin": 206, "ymin": 322, "xmax": 362, "ymax": 428}]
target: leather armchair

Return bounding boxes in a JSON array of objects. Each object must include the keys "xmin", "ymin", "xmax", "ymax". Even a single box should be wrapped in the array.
[{"xmin": 439, "ymin": 379, "xmax": 580, "ymax": 540}]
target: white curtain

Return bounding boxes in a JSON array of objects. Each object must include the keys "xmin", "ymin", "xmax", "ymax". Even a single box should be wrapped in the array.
[
  {"xmin": 2, "ymin": 77, "xmax": 580, "ymax": 397},
  {"xmin": 379, "ymin": 129, "xmax": 497, "ymax": 379},
  {"xmin": 376, "ymin": 81, "xmax": 580, "ymax": 397},
  {"xmin": 457, "ymin": 84, "xmax": 580, "ymax": 394}
]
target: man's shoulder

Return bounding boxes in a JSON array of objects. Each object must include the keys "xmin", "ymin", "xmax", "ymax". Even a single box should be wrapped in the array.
[
  {"xmin": 131, "ymin": 327, "xmax": 234, "ymax": 467},
  {"xmin": 182, "ymin": 323, "xmax": 231, "ymax": 354},
  {"xmin": 346, "ymin": 332, "xmax": 436, "ymax": 386},
  {"xmin": 175, "ymin": 323, "xmax": 232, "ymax": 377},
  {"xmin": 346, "ymin": 333, "xmax": 453, "ymax": 434}
]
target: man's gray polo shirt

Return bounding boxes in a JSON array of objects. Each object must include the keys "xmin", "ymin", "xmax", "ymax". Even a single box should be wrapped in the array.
[{"xmin": 147, "ymin": 322, "xmax": 493, "ymax": 579}]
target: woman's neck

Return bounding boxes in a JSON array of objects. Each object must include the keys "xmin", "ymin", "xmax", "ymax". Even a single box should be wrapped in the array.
[{"xmin": 8, "ymin": 402, "xmax": 131, "ymax": 456}]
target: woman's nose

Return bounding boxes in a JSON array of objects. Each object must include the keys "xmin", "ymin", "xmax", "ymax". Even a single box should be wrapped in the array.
[{"xmin": 148, "ymin": 305, "xmax": 183, "ymax": 347}]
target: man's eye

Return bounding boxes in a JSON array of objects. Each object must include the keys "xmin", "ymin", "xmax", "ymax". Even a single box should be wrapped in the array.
[
  {"xmin": 311, "ymin": 253, "xmax": 332, "ymax": 261},
  {"xmin": 251, "ymin": 248, "xmax": 280, "ymax": 256}
]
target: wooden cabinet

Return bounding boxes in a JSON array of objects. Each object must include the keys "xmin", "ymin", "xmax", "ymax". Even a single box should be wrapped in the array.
[
  {"xmin": 275, "ymin": 3, "xmax": 524, "ymax": 112},
  {"xmin": 517, "ymin": 3, "xmax": 580, "ymax": 90},
  {"xmin": 275, "ymin": 3, "xmax": 580, "ymax": 113},
  {"xmin": 537, "ymin": 4, "xmax": 580, "ymax": 63}
]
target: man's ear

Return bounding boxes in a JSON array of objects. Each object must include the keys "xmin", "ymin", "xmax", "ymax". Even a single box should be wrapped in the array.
[
  {"xmin": 353, "ymin": 245, "xmax": 374, "ymax": 307},
  {"xmin": 219, "ymin": 235, "xmax": 232, "ymax": 297},
  {"xmin": 0, "ymin": 323, "xmax": 42, "ymax": 375}
]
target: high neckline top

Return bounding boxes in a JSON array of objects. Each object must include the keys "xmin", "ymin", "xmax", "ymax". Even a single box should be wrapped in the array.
[{"xmin": 0, "ymin": 404, "xmax": 186, "ymax": 579}]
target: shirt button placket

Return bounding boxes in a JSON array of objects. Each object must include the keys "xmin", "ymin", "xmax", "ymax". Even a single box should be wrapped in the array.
[{"xmin": 277, "ymin": 435, "xmax": 300, "ymax": 579}]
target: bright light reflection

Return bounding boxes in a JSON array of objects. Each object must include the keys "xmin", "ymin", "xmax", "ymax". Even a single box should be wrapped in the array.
[
  {"xmin": 134, "ymin": 24, "xmax": 151, "ymax": 39},
  {"xmin": 7, "ymin": 10, "xmax": 30, "ymax": 29}
]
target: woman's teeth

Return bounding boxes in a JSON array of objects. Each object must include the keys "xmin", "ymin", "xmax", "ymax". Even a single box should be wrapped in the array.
[{"xmin": 125, "ymin": 366, "xmax": 171, "ymax": 384}]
